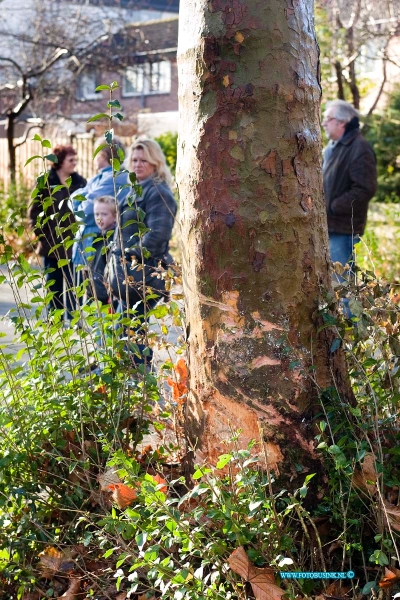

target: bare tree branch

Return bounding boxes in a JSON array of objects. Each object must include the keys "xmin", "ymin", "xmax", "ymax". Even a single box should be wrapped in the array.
[
  {"xmin": 14, "ymin": 123, "xmax": 44, "ymax": 148},
  {"xmin": 0, "ymin": 56, "xmax": 24, "ymax": 75}
]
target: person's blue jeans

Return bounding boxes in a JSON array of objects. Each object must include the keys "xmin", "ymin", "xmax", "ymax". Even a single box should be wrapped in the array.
[
  {"xmin": 329, "ymin": 233, "xmax": 360, "ymax": 317},
  {"xmin": 329, "ymin": 233, "xmax": 360, "ymax": 278}
]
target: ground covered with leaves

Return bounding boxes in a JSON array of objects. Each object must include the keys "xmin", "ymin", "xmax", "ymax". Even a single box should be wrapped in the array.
[
  {"xmin": 0, "ymin": 238, "xmax": 400, "ymax": 600},
  {"xmin": 0, "ymin": 132, "xmax": 399, "ymax": 599}
]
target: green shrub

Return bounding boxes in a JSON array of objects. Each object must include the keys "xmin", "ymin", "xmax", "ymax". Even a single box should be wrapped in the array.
[
  {"xmin": 155, "ymin": 132, "xmax": 178, "ymax": 175},
  {"xmin": 1, "ymin": 85, "xmax": 400, "ymax": 600},
  {"xmin": 0, "ymin": 178, "xmax": 32, "ymax": 256},
  {"xmin": 364, "ymin": 87, "xmax": 400, "ymax": 203}
]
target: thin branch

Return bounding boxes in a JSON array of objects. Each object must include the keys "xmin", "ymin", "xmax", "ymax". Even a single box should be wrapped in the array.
[
  {"xmin": 367, "ymin": 55, "xmax": 388, "ymax": 117},
  {"xmin": 14, "ymin": 123, "xmax": 44, "ymax": 148},
  {"xmin": 0, "ymin": 56, "xmax": 24, "ymax": 75},
  {"xmin": 28, "ymin": 47, "xmax": 69, "ymax": 78}
]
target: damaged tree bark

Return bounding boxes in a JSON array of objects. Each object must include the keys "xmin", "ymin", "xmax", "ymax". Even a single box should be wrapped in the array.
[{"xmin": 177, "ymin": 0, "xmax": 353, "ymax": 486}]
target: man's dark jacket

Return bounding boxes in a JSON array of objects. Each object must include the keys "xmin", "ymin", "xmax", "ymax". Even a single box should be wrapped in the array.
[
  {"xmin": 28, "ymin": 168, "xmax": 86, "ymax": 258},
  {"xmin": 323, "ymin": 125, "xmax": 377, "ymax": 235}
]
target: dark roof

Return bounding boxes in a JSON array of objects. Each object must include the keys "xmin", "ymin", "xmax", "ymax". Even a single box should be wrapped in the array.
[
  {"xmin": 67, "ymin": 0, "xmax": 179, "ymax": 12},
  {"xmin": 123, "ymin": 16, "xmax": 178, "ymax": 54},
  {"xmin": 87, "ymin": 17, "xmax": 179, "ymax": 67}
]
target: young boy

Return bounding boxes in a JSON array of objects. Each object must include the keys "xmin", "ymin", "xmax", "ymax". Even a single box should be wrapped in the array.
[{"xmin": 87, "ymin": 195, "xmax": 117, "ymax": 303}]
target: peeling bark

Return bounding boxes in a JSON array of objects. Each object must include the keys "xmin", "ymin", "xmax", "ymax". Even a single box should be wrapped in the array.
[{"xmin": 177, "ymin": 0, "xmax": 352, "ymax": 488}]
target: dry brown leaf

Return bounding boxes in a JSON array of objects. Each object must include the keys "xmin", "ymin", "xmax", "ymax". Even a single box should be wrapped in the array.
[
  {"xmin": 228, "ymin": 546, "xmax": 285, "ymax": 600},
  {"xmin": 325, "ymin": 581, "xmax": 352, "ymax": 596},
  {"xmin": 327, "ymin": 541, "xmax": 342, "ymax": 555},
  {"xmin": 38, "ymin": 547, "xmax": 76, "ymax": 578},
  {"xmin": 137, "ymin": 595, "xmax": 156, "ymax": 600},
  {"xmin": 379, "ymin": 566, "xmax": 400, "ymax": 588},
  {"xmin": 386, "ymin": 486, "xmax": 399, "ymax": 505},
  {"xmin": 352, "ymin": 453, "xmax": 377, "ymax": 494},
  {"xmin": 98, "ymin": 468, "xmax": 122, "ymax": 490},
  {"xmin": 115, "ymin": 594, "xmax": 128, "ymax": 600},
  {"xmin": 107, "ymin": 483, "xmax": 139, "ymax": 508},
  {"xmin": 167, "ymin": 358, "xmax": 188, "ymax": 404},
  {"xmin": 382, "ymin": 500, "xmax": 400, "ymax": 532},
  {"xmin": 59, "ymin": 578, "xmax": 81, "ymax": 600}
]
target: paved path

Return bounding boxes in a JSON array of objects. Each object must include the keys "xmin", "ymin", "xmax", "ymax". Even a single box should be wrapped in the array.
[
  {"xmin": 0, "ymin": 265, "xmax": 30, "ymax": 359},
  {"xmin": 0, "ymin": 264, "xmax": 184, "ymax": 366}
]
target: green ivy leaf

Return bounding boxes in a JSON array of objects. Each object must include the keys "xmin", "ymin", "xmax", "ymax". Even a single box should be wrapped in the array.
[
  {"xmin": 192, "ymin": 468, "xmax": 210, "ymax": 480},
  {"xmin": 42, "ymin": 139, "xmax": 52, "ymax": 148},
  {"xmin": 93, "ymin": 143, "xmax": 108, "ymax": 159},
  {"xmin": 87, "ymin": 113, "xmax": 110, "ymax": 123},
  {"xmin": 50, "ymin": 185, "xmax": 65, "ymax": 193},
  {"xmin": 44, "ymin": 154, "xmax": 58, "ymax": 163},
  {"xmin": 135, "ymin": 532, "xmax": 147, "ymax": 551},
  {"xmin": 111, "ymin": 157, "xmax": 120, "ymax": 172},
  {"xmin": 57, "ymin": 259, "xmax": 69, "ymax": 268},
  {"xmin": 216, "ymin": 454, "xmax": 232, "ymax": 469},
  {"xmin": 362, "ymin": 582, "xmax": 378, "ymax": 595},
  {"xmin": 117, "ymin": 146, "xmax": 125, "ymax": 162},
  {"xmin": 148, "ymin": 304, "xmax": 169, "ymax": 319},
  {"xmin": 95, "ymin": 84, "xmax": 111, "ymax": 91},
  {"xmin": 330, "ymin": 338, "xmax": 342, "ymax": 353},
  {"xmin": 105, "ymin": 129, "xmax": 114, "ymax": 144},
  {"xmin": 108, "ymin": 99, "xmax": 121, "ymax": 109},
  {"xmin": 25, "ymin": 155, "xmax": 42, "ymax": 166}
]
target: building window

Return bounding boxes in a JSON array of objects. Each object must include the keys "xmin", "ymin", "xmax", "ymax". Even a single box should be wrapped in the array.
[
  {"xmin": 122, "ymin": 61, "xmax": 171, "ymax": 96},
  {"xmin": 77, "ymin": 71, "xmax": 99, "ymax": 101}
]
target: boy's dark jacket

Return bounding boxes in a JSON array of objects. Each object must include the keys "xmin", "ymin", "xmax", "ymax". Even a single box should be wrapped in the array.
[
  {"xmin": 323, "ymin": 119, "xmax": 377, "ymax": 235},
  {"xmin": 87, "ymin": 229, "xmax": 114, "ymax": 304},
  {"xmin": 28, "ymin": 169, "xmax": 86, "ymax": 258}
]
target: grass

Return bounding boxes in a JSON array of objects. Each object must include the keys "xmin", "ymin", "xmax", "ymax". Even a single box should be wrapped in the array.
[{"xmin": 356, "ymin": 202, "xmax": 400, "ymax": 281}]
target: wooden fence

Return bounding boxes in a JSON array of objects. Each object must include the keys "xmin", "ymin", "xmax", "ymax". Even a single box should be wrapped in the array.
[{"xmin": 0, "ymin": 134, "xmax": 134, "ymax": 189}]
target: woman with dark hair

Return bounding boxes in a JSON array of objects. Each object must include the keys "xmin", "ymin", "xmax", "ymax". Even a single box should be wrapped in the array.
[
  {"xmin": 70, "ymin": 138, "xmax": 130, "ymax": 273},
  {"xmin": 28, "ymin": 144, "xmax": 86, "ymax": 319}
]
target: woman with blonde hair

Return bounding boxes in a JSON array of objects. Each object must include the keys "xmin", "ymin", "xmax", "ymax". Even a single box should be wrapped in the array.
[
  {"xmin": 108, "ymin": 136, "xmax": 177, "ymax": 367},
  {"xmin": 126, "ymin": 137, "xmax": 174, "ymax": 188}
]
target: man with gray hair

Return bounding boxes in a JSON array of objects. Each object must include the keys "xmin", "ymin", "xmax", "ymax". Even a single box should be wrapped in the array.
[{"xmin": 322, "ymin": 99, "xmax": 377, "ymax": 272}]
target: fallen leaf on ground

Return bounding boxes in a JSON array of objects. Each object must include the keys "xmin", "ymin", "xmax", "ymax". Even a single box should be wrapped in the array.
[
  {"xmin": 38, "ymin": 547, "xmax": 76, "ymax": 578},
  {"xmin": 59, "ymin": 578, "xmax": 81, "ymax": 600},
  {"xmin": 352, "ymin": 453, "xmax": 377, "ymax": 494},
  {"xmin": 98, "ymin": 468, "xmax": 122, "ymax": 490},
  {"xmin": 228, "ymin": 546, "xmax": 285, "ymax": 600},
  {"xmin": 382, "ymin": 500, "xmax": 400, "ymax": 532},
  {"xmin": 327, "ymin": 541, "xmax": 342, "ymax": 555},
  {"xmin": 379, "ymin": 566, "xmax": 400, "ymax": 588},
  {"xmin": 150, "ymin": 473, "xmax": 168, "ymax": 493},
  {"xmin": 325, "ymin": 581, "xmax": 352, "ymax": 596},
  {"xmin": 107, "ymin": 483, "xmax": 139, "ymax": 508}
]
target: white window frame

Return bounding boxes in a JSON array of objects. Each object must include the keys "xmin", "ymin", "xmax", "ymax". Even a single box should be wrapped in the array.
[
  {"xmin": 122, "ymin": 61, "xmax": 171, "ymax": 97},
  {"xmin": 77, "ymin": 71, "xmax": 99, "ymax": 101}
]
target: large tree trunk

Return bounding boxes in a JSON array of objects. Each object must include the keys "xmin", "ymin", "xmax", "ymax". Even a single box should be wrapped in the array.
[{"xmin": 177, "ymin": 0, "xmax": 353, "ymax": 486}]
